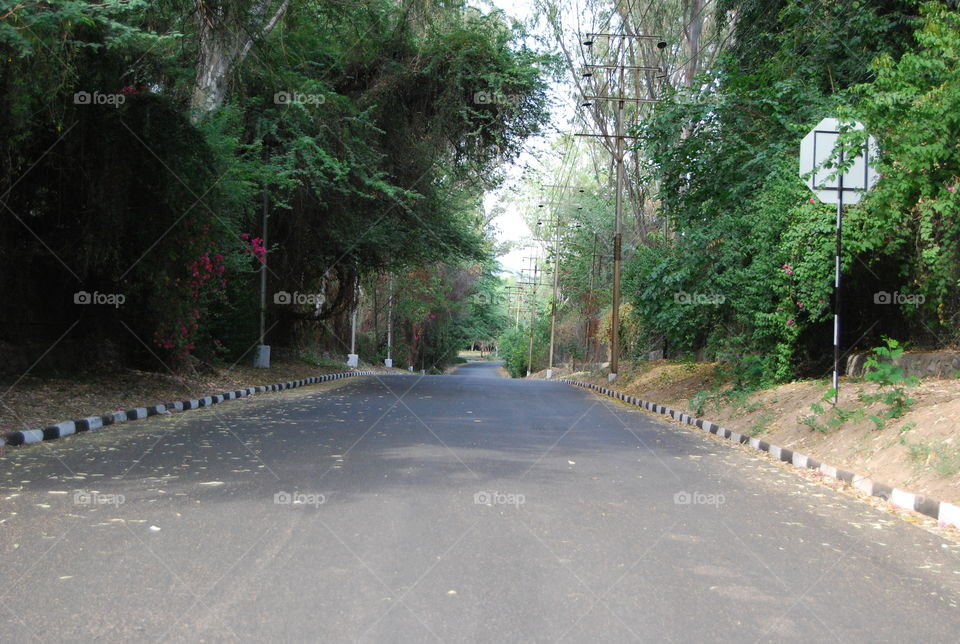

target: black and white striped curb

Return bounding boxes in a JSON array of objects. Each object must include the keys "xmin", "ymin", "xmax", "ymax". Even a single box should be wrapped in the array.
[
  {"xmin": 560, "ymin": 378, "xmax": 960, "ymax": 530},
  {"xmin": 1, "ymin": 371, "xmax": 380, "ymax": 448}
]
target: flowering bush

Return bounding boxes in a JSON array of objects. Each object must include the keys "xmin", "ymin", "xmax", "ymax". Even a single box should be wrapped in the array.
[{"xmin": 153, "ymin": 225, "xmax": 229, "ymax": 360}]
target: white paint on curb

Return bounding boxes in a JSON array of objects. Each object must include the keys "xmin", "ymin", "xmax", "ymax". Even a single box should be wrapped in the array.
[
  {"xmin": 939, "ymin": 502, "xmax": 960, "ymax": 528},
  {"xmin": 891, "ymin": 488, "xmax": 915, "ymax": 510},
  {"xmin": 21, "ymin": 429, "xmax": 44, "ymax": 444},
  {"xmin": 56, "ymin": 421, "xmax": 76, "ymax": 437}
]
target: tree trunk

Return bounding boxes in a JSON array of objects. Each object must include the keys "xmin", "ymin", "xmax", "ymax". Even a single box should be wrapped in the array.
[
  {"xmin": 189, "ymin": 0, "xmax": 290, "ymax": 123},
  {"xmin": 684, "ymin": 0, "xmax": 704, "ymax": 87}
]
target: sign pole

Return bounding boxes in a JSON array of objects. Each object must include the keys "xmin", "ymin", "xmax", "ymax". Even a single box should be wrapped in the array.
[
  {"xmin": 832, "ymin": 153, "xmax": 844, "ymax": 405},
  {"xmin": 799, "ymin": 118, "xmax": 878, "ymax": 404}
]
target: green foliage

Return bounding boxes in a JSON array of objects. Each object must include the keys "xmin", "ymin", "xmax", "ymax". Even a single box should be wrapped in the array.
[
  {"xmin": 621, "ymin": 0, "xmax": 959, "ymax": 386},
  {"xmin": 799, "ymin": 338, "xmax": 919, "ymax": 433},
  {"xmin": 687, "ymin": 358, "xmax": 770, "ymax": 417},
  {"xmin": 497, "ymin": 316, "xmax": 550, "ymax": 378},
  {"xmin": 858, "ymin": 337, "xmax": 919, "ymax": 423},
  {"xmin": 800, "ymin": 414, "xmax": 830, "ymax": 434},
  {"xmin": 849, "ymin": 2, "xmax": 960, "ymax": 342},
  {"xmin": 0, "ymin": 0, "xmax": 551, "ymax": 371}
]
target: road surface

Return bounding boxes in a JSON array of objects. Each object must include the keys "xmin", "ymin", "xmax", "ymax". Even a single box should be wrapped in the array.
[{"xmin": 1, "ymin": 362, "xmax": 959, "ymax": 642}]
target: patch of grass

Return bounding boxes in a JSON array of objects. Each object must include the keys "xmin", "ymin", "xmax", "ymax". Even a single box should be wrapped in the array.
[
  {"xmin": 800, "ymin": 413, "xmax": 829, "ymax": 433},
  {"xmin": 905, "ymin": 440, "xmax": 960, "ymax": 478},
  {"xmin": 747, "ymin": 410, "xmax": 776, "ymax": 437},
  {"xmin": 299, "ymin": 352, "xmax": 346, "ymax": 369},
  {"xmin": 690, "ymin": 390, "xmax": 710, "ymax": 417}
]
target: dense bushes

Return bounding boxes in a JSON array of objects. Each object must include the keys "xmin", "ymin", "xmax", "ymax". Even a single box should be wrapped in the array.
[
  {"xmin": 0, "ymin": 1, "xmax": 550, "ymax": 373},
  {"xmin": 624, "ymin": 1, "xmax": 958, "ymax": 379}
]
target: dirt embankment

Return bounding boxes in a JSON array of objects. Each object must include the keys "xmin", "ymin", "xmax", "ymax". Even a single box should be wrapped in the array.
[
  {"xmin": 0, "ymin": 358, "xmax": 404, "ymax": 436},
  {"xmin": 567, "ymin": 361, "xmax": 960, "ymax": 505}
]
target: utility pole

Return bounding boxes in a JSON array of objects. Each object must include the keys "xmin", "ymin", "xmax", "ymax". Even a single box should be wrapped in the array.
[
  {"xmin": 578, "ymin": 32, "xmax": 663, "ymax": 382},
  {"xmin": 547, "ymin": 210, "xmax": 562, "ymax": 379},
  {"xmin": 539, "ymin": 186, "xmax": 584, "ymax": 380},
  {"xmin": 504, "ymin": 285, "xmax": 524, "ymax": 329},
  {"xmin": 522, "ymin": 255, "xmax": 540, "ymax": 377},
  {"xmin": 611, "ymin": 63, "xmax": 624, "ymax": 382}
]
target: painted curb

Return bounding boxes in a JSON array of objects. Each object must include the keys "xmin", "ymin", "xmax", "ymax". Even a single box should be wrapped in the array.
[
  {"xmin": 559, "ymin": 378, "xmax": 960, "ymax": 531},
  {"xmin": 1, "ymin": 371, "xmax": 382, "ymax": 449}
]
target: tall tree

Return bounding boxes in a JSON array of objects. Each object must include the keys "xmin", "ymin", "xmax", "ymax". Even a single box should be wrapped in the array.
[{"xmin": 190, "ymin": 0, "xmax": 290, "ymax": 121}]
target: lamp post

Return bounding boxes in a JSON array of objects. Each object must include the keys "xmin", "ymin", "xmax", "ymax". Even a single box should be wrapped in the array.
[
  {"xmin": 253, "ymin": 185, "xmax": 271, "ymax": 368},
  {"xmin": 384, "ymin": 274, "xmax": 394, "ymax": 368},
  {"xmin": 347, "ymin": 277, "xmax": 359, "ymax": 368}
]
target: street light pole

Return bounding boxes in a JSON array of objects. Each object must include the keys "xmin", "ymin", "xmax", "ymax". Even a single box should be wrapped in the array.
[
  {"xmin": 347, "ymin": 277, "xmax": 359, "ymax": 368},
  {"xmin": 253, "ymin": 184, "xmax": 271, "ymax": 368},
  {"xmin": 385, "ymin": 274, "xmax": 394, "ymax": 368}
]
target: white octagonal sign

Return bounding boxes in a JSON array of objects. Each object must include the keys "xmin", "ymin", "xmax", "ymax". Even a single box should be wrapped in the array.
[{"xmin": 799, "ymin": 118, "xmax": 879, "ymax": 205}]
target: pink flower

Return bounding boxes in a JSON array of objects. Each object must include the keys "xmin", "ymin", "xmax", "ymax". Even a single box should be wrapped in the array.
[
  {"xmin": 797, "ymin": 302, "xmax": 804, "ymax": 308},
  {"xmin": 786, "ymin": 319, "xmax": 794, "ymax": 326},
  {"xmin": 786, "ymin": 269, "xmax": 794, "ymax": 275},
  {"xmin": 948, "ymin": 186, "xmax": 956, "ymax": 193},
  {"xmin": 809, "ymin": 197, "xmax": 816, "ymax": 203}
]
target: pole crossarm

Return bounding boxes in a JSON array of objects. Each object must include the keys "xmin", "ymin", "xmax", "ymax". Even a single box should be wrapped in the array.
[
  {"xmin": 583, "ymin": 64, "xmax": 662, "ymax": 71},
  {"xmin": 583, "ymin": 95, "xmax": 660, "ymax": 103},
  {"xmin": 574, "ymin": 132, "xmax": 640, "ymax": 139},
  {"xmin": 584, "ymin": 32, "xmax": 662, "ymax": 40}
]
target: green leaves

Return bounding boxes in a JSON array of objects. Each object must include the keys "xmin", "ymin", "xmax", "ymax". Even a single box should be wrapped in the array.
[{"xmin": 622, "ymin": 0, "xmax": 950, "ymax": 380}]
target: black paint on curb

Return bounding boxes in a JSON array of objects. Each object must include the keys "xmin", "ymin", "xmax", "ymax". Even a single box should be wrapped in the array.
[
  {"xmin": 1, "ymin": 371, "xmax": 381, "ymax": 449},
  {"xmin": 559, "ymin": 378, "xmax": 960, "ymax": 530}
]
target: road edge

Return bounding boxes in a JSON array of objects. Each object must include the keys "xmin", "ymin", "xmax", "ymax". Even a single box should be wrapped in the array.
[
  {"xmin": 1, "ymin": 371, "xmax": 381, "ymax": 449},
  {"xmin": 560, "ymin": 378, "xmax": 960, "ymax": 530}
]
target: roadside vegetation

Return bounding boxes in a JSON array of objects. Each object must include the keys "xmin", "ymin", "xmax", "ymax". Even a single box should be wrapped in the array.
[
  {"xmin": 0, "ymin": 0, "xmax": 548, "ymax": 376},
  {"xmin": 499, "ymin": 1, "xmax": 960, "ymax": 388}
]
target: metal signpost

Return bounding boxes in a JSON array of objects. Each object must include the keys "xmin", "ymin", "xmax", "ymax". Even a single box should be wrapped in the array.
[{"xmin": 799, "ymin": 118, "xmax": 879, "ymax": 403}]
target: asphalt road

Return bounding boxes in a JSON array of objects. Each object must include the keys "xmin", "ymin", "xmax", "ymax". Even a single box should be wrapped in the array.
[{"xmin": 2, "ymin": 362, "xmax": 959, "ymax": 642}]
